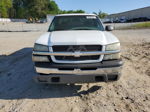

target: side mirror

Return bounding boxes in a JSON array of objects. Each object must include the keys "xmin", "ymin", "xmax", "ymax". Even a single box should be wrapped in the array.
[{"xmin": 105, "ymin": 25, "xmax": 114, "ymax": 31}]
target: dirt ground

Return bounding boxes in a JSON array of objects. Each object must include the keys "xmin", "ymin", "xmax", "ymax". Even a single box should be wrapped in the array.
[{"xmin": 0, "ymin": 29, "xmax": 150, "ymax": 112}]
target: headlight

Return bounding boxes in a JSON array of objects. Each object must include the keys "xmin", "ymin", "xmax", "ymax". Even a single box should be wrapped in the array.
[
  {"xmin": 33, "ymin": 44, "xmax": 49, "ymax": 52},
  {"xmin": 105, "ymin": 43, "xmax": 120, "ymax": 51},
  {"xmin": 103, "ymin": 53, "xmax": 121, "ymax": 60},
  {"xmin": 32, "ymin": 55, "xmax": 49, "ymax": 62},
  {"xmin": 104, "ymin": 43, "xmax": 121, "ymax": 60}
]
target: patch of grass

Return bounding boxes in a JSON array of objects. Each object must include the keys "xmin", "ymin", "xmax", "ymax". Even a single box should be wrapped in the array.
[
  {"xmin": 132, "ymin": 22, "xmax": 150, "ymax": 29},
  {"xmin": 120, "ymin": 22, "xmax": 150, "ymax": 30}
]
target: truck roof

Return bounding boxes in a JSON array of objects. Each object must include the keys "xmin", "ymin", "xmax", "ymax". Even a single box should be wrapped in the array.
[{"xmin": 56, "ymin": 13, "xmax": 97, "ymax": 17}]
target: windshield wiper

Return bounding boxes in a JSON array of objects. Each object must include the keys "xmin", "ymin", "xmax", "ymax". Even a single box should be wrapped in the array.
[
  {"xmin": 71, "ymin": 29, "xmax": 96, "ymax": 30},
  {"xmin": 56, "ymin": 28, "xmax": 94, "ymax": 30}
]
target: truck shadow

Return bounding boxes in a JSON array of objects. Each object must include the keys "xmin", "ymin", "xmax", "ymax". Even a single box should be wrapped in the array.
[{"xmin": 0, "ymin": 48, "xmax": 101, "ymax": 100}]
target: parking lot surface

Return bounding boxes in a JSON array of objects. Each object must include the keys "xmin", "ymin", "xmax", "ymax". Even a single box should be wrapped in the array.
[{"xmin": 0, "ymin": 29, "xmax": 150, "ymax": 112}]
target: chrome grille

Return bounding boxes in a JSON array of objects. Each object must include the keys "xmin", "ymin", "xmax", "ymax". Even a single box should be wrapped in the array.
[{"xmin": 52, "ymin": 45, "xmax": 102, "ymax": 62}]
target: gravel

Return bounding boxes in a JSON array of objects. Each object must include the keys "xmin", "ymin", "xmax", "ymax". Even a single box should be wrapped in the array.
[{"xmin": 0, "ymin": 29, "xmax": 150, "ymax": 112}]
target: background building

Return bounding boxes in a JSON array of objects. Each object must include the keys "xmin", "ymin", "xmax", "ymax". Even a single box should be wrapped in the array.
[{"xmin": 107, "ymin": 6, "xmax": 150, "ymax": 21}]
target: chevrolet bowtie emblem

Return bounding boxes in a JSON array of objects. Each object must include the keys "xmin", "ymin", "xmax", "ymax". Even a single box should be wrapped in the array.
[
  {"xmin": 74, "ymin": 51, "xmax": 81, "ymax": 57},
  {"xmin": 66, "ymin": 46, "xmax": 87, "ymax": 57}
]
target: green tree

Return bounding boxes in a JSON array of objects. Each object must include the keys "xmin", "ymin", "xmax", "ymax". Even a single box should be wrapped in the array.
[
  {"xmin": 0, "ymin": 0, "xmax": 12, "ymax": 18},
  {"xmin": 13, "ymin": 0, "xmax": 26, "ymax": 18},
  {"xmin": 94, "ymin": 10, "xmax": 108, "ymax": 18},
  {"xmin": 25, "ymin": 0, "xmax": 48, "ymax": 18},
  {"xmin": 48, "ymin": 0, "xmax": 59, "ymax": 14},
  {"xmin": 59, "ymin": 10, "xmax": 85, "ymax": 14},
  {"xmin": 24, "ymin": 0, "xmax": 60, "ymax": 18},
  {"xmin": 13, "ymin": 0, "xmax": 49, "ymax": 18},
  {"xmin": 98, "ymin": 11, "xmax": 108, "ymax": 19},
  {"xmin": 1, "ymin": 0, "xmax": 85, "ymax": 19}
]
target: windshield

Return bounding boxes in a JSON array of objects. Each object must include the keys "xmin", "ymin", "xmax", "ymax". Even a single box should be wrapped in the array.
[{"xmin": 48, "ymin": 16, "xmax": 104, "ymax": 31}]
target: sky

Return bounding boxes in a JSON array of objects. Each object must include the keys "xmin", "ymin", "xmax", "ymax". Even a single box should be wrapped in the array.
[{"xmin": 54, "ymin": 0, "xmax": 150, "ymax": 14}]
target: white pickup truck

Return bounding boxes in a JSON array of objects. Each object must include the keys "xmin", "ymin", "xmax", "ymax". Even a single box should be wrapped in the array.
[{"xmin": 32, "ymin": 14, "xmax": 123, "ymax": 84}]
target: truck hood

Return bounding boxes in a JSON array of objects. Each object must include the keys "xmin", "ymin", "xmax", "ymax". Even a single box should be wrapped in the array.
[{"xmin": 35, "ymin": 30, "xmax": 119, "ymax": 46}]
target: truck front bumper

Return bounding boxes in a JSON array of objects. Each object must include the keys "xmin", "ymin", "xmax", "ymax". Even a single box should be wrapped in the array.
[{"xmin": 34, "ymin": 59, "xmax": 123, "ymax": 84}]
